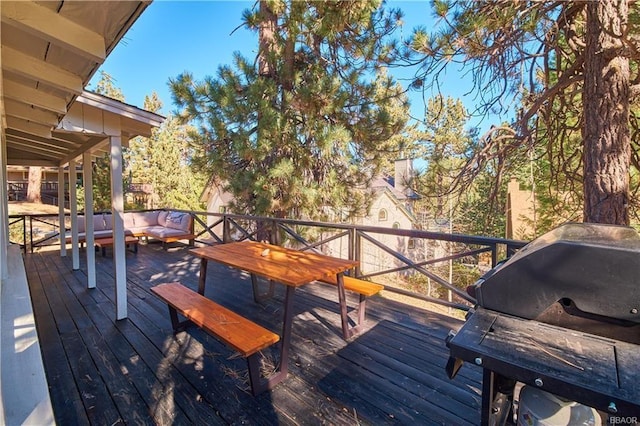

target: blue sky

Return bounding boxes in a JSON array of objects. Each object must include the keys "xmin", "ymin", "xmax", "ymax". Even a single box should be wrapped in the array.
[{"xmin": 89, "ymin": 1, "xmax": 478, "ymax": 125}]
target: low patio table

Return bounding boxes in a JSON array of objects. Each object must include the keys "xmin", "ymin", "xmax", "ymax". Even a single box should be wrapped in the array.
[
  {"xmin": 189, "ymin": 241, "xmax": 359, "ymax": 389},
  {"xmin": 94, "ymin": 235, "xmax": 139, "ymax": 256}
]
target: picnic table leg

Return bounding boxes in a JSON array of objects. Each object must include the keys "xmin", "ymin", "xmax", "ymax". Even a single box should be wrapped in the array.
[
  {"xmin": 277, "ymin": 285, "xmax": 295, "ymax": 375},
  {"xmin": 337, "ymin": 273, "xmax": 352, "ymax": 339},
  {"xmin": 251, "ymin": 284, "xmax": 295, "ymax": 395},
  {"xmin": 198, "ymin": 259, "xmax": 208, "ymax": 295},
  {"xmin": 251, "ymin": 274, "xmax": 275, "ymax": 303}
]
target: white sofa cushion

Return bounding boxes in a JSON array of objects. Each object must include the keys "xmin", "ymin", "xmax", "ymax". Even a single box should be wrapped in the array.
[
  {"xmin": 157, "ymin": 211, "xmax": 169, "ymax": 227},
  {"xmin": 123, "ymin": 213, "xmax": 136, "ymax": 229},
  {"xmin": 75, "ymin": 214, "xmax": 107, "ymax": 232},
  {"xmin": 165, "ymin": 212, "xmax": 190, "ymax": 231},
  {"xmin": 67, "ymin": 210, "xmax": 191, "ymax": 243},
  {"xmin": 133, "ymin": 211, "xmax": 160, "ymax": 227},
  {"xmin": 94, "ymin": 214, "xmax": 108, "ymax": 231},
  {"xmin": 144, "ymin": 226, "xmax": 189, "ymax": 238}
]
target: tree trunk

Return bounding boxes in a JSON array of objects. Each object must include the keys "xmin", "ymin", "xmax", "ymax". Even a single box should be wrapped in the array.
[
  {"xmin": 258, "ymin": 1, "xmax": 277, "ymax": 78},
  {"xmin": 26, "ymin": 166, "xmax": 42, "ymax": 203},
  {"xmin": 583, "ymin": 0, "xmax": 630, "ymax": 225}
]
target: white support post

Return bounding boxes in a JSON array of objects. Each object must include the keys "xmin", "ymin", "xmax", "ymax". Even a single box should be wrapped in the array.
[
  {"xmin": 83, "ymin": 153, "xmax": 96, "ymax": 288},
  {"xmin": 69, "ymin": 158, "xmax": 80, "ymax": 270},
  {"xmin": 58, "ymin": 165, "xmax": 67, "ymax": 257},
  {"xmin": 0, "ymin": 127, "xmax": 8, "ymax": 281},
  {"xmin": 110, "ymin": 135, "xmax": 127, "ymax": 320}
]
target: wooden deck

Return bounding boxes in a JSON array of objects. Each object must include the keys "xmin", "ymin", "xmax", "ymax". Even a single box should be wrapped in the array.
[{"xmin": 25, "ymin": 242, "xmax": 482, "ymax": 425}]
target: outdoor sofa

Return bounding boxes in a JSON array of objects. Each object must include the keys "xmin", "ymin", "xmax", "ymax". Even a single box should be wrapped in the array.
[{"xmin": 67, "ymin": 210, "xmax": 194, "ymax": 249}]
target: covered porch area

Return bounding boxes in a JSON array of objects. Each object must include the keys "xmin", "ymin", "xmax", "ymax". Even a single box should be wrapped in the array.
[{"xmin": 0, "ymin": 2, "xmax": 162, "ymax": 423}]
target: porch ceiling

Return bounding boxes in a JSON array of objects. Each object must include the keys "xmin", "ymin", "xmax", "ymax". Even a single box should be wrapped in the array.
[{"xmin": 1, "ymin": 0, "xmax": 161, "ymax": 167}]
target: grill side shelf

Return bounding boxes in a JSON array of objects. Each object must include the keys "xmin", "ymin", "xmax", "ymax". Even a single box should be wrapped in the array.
[{"xmin": 447, "ymin": 307, "xmax": 640, "ymax": 417}]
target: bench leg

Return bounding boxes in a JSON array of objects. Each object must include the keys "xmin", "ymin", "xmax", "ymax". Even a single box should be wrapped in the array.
[
  {"xmin": 337, "ymin": 274, "xmax": 354, "ymax": 339},
  {"xmin": 167, "ymin": 306, "xmax": 191, "ymax": 332},
  {"xmin": 168, "ymin": 306, "xmax": 180, "ymax": 331},
  {"xmin": 357, "ymin": 294, "xmax": 367, "ymax": 326},
  {"xmin": 337, "ymin": 275, "xmax": 367, "ymax": 340},
  {"xmin": 247, "ymin": 354, "xmax": 265, "ymax": 396}
]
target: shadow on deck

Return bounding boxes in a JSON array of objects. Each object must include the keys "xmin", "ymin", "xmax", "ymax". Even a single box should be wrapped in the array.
[{"xmin": 25, "ymin": 242, "xmax": 481, "ymax": 425}]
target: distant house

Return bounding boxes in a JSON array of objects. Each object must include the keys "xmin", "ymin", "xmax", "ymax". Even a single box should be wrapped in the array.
[
  {"xmin": 199, "ymin": 177, "xmax": 235, "ymax": 239},
  {"xmin": 7, "ymin": 165, "xmax": 69, "ymax": 205},
  {"xmin": 505, "ymin": 177, "xmax": 536, "ymax": 240},
  {"xmin": 338, "ymin": 158, "xmax": 424, "ymax": 275},
  {"xmin": 358, "ymin": 158, "xmax": 420, "ymax": 228}
]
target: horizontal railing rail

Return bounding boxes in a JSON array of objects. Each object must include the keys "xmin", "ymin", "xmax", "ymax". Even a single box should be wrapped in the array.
[{"xmin": 10, "ymin": 208, "xmax": 527, "ymax": 314}]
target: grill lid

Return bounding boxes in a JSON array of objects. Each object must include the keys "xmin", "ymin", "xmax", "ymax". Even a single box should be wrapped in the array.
[{"xmin": 474, "ymin": 223, "xmax": 640, "ymax": 325}]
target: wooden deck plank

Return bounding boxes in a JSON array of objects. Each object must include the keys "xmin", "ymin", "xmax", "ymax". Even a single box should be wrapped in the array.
[
  {"xmin": 24, "ymin": 255, "xmax": 90, "ymax": 426},
  {"xmin": 26, "ymin": 244, "xmax": 481, "ymax": 425},
  {"xmin": 82, "ymin": 300, "xmax": 194, "ymax": 425},
  {"xmin": 90, "ymin": 254, "xmax": 282, "ymax": 424},
  {"xmin": 338, "ymin": 343, "xmax": 479, "ymax": 422},
  {"xmin": 86, "ymin": 274, "xmax": 234, "ymax": 424},
  {"xmin": 367, "ymin": 318, "xmax": 483, "ymax": 384},
  {"xmin": 80, "ymin": 326, "xmax": 156, "ymax": 425},
  {"xmin": 61, "ymin": 330, "xmax": 123, "ymax": 424},
  {"xmin": 43, "ymin": 251, "xmax": 228, "ymax": 425}
]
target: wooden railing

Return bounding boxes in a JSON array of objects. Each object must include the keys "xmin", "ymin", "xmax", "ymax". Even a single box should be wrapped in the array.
[
  {"xmin": 183, "ymin": 210, "xmax": 526, "ymax": 312},
  {"xmin": 7, "ymin": 181, "xmax": 149, "ymax": 202},
  {"xmin": 9, "ymin": 209, "xmax": 527, "ymax": 313}
]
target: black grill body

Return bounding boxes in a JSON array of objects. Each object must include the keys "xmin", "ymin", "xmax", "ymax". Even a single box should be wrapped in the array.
[{"xmin": 446, "ymin": 223, "xmax": 640, "ymax": 424}]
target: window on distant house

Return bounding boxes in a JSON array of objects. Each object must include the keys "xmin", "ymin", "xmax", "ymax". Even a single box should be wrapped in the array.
[
  {"xmin": 408, "ymin": 238, "xmax": 416, "ymax": 249},
  {"xmin": 378, "ymin": 209, "xmax": 388, "ymax": 221},
  {"xmin": 392, "ymin": 222, "xmax": 400, "ymax": 229},
  {"xmin": 219, "ymin": 206, "xmax": 226, "ymax": 214}
]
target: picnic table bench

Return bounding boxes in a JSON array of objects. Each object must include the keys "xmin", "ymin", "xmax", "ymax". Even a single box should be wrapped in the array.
[
  {"xmin": 151, "ymin": 282, "xmax": 281, "ymax": 395},
  {"xmin": 318, "ymin": 275, "xmax": 384, "ymax": 326}
]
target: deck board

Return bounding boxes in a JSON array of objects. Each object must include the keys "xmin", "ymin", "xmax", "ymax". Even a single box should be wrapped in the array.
[{"xmin": 26, "ymin": 243, "xmax": 481, "ymax": 425}]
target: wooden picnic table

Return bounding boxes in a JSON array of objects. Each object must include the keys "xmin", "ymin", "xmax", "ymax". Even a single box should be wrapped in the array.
[{"xmin": 189, "ymin": 241, "xmax": 360, "ymax": 393}]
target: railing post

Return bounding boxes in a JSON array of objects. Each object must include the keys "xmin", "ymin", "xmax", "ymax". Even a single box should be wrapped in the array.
[
  {"xmin": 491, "ymin": 243, "xmax": 498, "ymax": 267},
  {"xmin": 271, "ymin": 219, "xmax": 280, "ymax": 245},
  {"xmin": 29, "ymin": 215, "xmax": 35, "ymax": 253},
  {"xmin": 223, "ymin": 215, "xmax": 231, "ymax": 243},
  {"xmin": 350, "ymin": 227, "xmax": 362, "ymax": 276},
  {"xmin": 188, "ymin": 212, "xmax": 196, "ymax": 246}
]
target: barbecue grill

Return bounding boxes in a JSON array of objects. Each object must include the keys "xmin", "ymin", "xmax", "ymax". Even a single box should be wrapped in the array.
[{"xmin": 446, "ymin": 223, "xmax": 640, "ymax": 425}]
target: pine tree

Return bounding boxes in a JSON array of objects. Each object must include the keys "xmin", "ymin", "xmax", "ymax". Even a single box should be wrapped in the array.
[
  {"xmin": 127, "ymin": 93, "xmax": 206, "ymax": 211},
  {"xmin": 170, "ymin": 0, "xmax": 410, "ymax": 219},
  {"xmin": 93, "ymin": 71, "xmax": 125, "ymax": 102},
  {"xmin": 415, "ymin": 96, "xmax": 475, "ymax": 220},
  {"xmin": 407, "ymin": 0, "xmax": 640, "ymax": 225}
]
